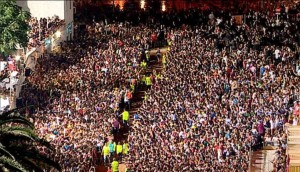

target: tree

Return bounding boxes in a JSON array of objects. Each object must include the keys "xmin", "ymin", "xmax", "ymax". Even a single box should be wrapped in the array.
[
  {"xmin": 0, "ymin": 107, "xmax": 61, "ymax": 172},
  {"xmin": 0, "ymin": 0, "xmax": 31, "ymax": 56}
]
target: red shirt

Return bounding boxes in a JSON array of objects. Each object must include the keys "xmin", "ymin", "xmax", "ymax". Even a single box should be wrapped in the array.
[
  {"xmin": 151, "ymin": 34, "xmax": 158, "ymax": 42},
  {"xmin": 127, "ymin": 91, "xmax": 133, "ymax": 100},
  {"xmin": 118, "ymin": 40, "xmax": 124, "ymax": 47}
]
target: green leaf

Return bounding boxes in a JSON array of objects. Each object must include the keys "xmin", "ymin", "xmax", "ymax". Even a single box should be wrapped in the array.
[
  {"xmin": 2, "ymin": 126, "xmax": 35, "ymax": 134},
  {"xmin": 13, "ymin": 157, "xmax": 44, "ymax": 172},
  {"xmin": 0, "ymin": 143, "xmax": 15, "ymax": 160},
  {"xmin": 0, "ymin": 116, "xmax": 34, "ymax": 129},
  {"xmin": 0, "ymin": 106, "xmax": 33, "ymax": 120},
  {"xmin": 9, "ymin": 147, "xmax": 61, "ymax": 171},
  {"xmin": 0, "ymin": 0, "xmax": 31, "ymax": 54},
  {"xmin": 0, "ymin": 156, "xmax": 27, "ymax": 172}
]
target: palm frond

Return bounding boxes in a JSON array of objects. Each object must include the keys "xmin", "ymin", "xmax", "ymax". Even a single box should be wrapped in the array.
[
  {"xmin": 0, "ymin": 116, "xmax": 34, "ymax": 128},
  {"xmin": 4, "ymin": 128, "xmax": 54, "ymax": 150},
  {"xmin": 1, "ymin": 126, "xmax": 38, "ymax": 141},
  {"xmin": 0, "ymin": 143, "xmax": 15, "ymax": 160},
  {"xmin": 14, "ymin": 157, "xmax": 44, "ymax": 172},
  {"xmin": 0, "ymin": 106, "xmax": 34, "ymax": 119},
  {"xmin": 9, "ymin": 147, "xmax": 61, "ymax": 171},
  {"xmin": 0, "ymin": 156, "xmax": 27, "ymax": 172}
]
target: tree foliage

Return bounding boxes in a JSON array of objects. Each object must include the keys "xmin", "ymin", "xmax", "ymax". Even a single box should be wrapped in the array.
[
  {"xmin": 0, "ymin": 0, "xmax": 31, "ymax": 55},
  {"xmin": 0, "ymin": 107, "xmax": 61, "ymax": 172}
]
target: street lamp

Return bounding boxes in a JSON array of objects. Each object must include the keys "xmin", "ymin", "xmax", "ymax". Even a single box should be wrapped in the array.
[
  {"xmin": 162, "ymin": 1, "xmax": 166, "ymax": 12},
  {"xmin": 140, "ymin": 0, "xmax": 146, "ymax": 10},
  {"xmin": 56, "ymin": 31, "xmax": 62, "ymax": 38},
  {"xmin": 55, "ymin": 31, "xmax": 61, "ymax": 38}
]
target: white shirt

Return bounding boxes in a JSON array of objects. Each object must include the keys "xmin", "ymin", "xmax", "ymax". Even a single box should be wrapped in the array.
[
  {"xmin": 293, "ymin": 118, "xmax": 298, "ymax": 126},
  {"xmin": 225, "ymin": 118, "xmax": 231, "ymax": 125},
  {"xmin": 275, "ymin": 49, "xmax": 280, "ymax": 59},
  {"xmin": 270, "ymin": 120, "xmax": 275, "ymax": 129}
]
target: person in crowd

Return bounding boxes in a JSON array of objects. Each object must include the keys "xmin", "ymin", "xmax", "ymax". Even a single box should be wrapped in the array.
[
  {"xmin": 122, "ymin": 109, "xmax": 130, "ymax": 126},
  {"xmin": 116, "ymin": 142, "xmax": 123, "ymax": 161},
  {"xmin": 111, "ymin": 158, "xmax": 119, "ymax": 172},
  {"xmin": 109, "ymin": 141, "xmax": 116, "ymax": 158},
  {"xmin": 103, "ymin": 143, "xmax": 110, "ymax": 163}
]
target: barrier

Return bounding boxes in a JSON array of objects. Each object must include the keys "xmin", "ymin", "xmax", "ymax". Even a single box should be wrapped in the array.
[
  {"xmin": 286, "ymin": 124, "xmax": 300, "ymax": 172},
  {"xmin": 248, "ymin": 147, "xmax": 252, "ymax": 171},
  {"xmin": 290, "ymin": 166, "xmax": 300, "ymax": 172}
]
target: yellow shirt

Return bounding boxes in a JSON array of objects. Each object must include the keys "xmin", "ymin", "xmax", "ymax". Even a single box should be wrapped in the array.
[
  {"xmin": 142, "ymin": 75, "xmax": 146, "ymax": 82},
  {"xmin": 162, "ymin": 55, "xmax": 167, "ymax": 64},
  {"xmin": 112, "ymin": 160, "xmax": 119, "ymax": 172},
  {"xmin": 144, "ymin": 94, "xmax": 149, "ymax": 101},
  {"xmin": 156, "ymin": 74, "xmax": 162, "ymax": 80},
  {"xmin": 123, "ymin": 143, "xmax": 129, "ymax": 154},
  {"xmin": 103, "ymin": 145, "xmax": 110, "ymax": 156},
  {"xmin": 117, "ymin": 145, "xmax": 123, "ymax": 154},
  {"xmin": 141, "ymin": 61, "xmax": 147, "ymax": 68},
  {"xmin": 146, "ymin": 77, "xmax": 152, "ymax": 86},
  {"xmin": 130, "ymin": 84, "xmax": 135, "ymax": 92},
  {"xmin": 123, "ymin": 111, "xmax": 129, "ymax": 121}
]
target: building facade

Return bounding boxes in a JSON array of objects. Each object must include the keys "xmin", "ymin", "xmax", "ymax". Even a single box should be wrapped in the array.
[{"xmin": 16, "ymin": 0, "xmax": 74, "ymax": 44}]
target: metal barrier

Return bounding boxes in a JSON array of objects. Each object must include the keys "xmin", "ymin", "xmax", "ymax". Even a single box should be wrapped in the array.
[{"xmin": 290, "ymin": 166, "xmax": 300, "ymax": 172}]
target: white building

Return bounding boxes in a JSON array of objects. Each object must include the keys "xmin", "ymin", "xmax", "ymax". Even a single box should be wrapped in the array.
[{"xmin": 16, "ymin": 0, "xmax": 74, "ymax": 49}]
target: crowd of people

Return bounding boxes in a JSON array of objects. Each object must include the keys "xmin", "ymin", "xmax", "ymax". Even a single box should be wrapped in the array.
[
  {"xmin": 20, "ymin": 19, "xmax": 162, "ymax": 171},
  {"xmin": 0, "ymin": 54, "xmax": 21, "ymax": 99},
  {"xmin": 17, "ymin": 1, "xmax": 300, "ymax": 172},
  {"xmin": 28, "ymin": 16, "xmax": 65, "ymax": 50},
  {"xmin": 128, "ymin": 19, "xmax": 298, "ymax": 172}
]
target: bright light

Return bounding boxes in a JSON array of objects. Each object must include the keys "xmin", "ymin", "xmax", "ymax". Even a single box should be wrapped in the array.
[
  {"xmin": 15, "ymin": 55, "xmax": 21, "ymax": 61},
  {"xmin": 162, "ymin": 1, "xmax": 166, "ymax": 12},
  {"xmin": 140, "ymin": 0, "xmax": 145, "ymax": 10},
  {"xmin": 119, "ymin": 0, "xmax": 125, "ymax": 11},
  {"xmin": 112, "ymin": 0, "xmax": 125, "ymax": 11},
  {"xmin": 56, "ymin": 31, "xmax": 61, "ymax": 38}
]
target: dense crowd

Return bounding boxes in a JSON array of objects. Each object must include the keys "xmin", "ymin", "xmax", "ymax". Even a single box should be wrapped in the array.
[
  {"xmin": 0, "ymin": 55, "xmax": 20, "ymax": 96},
  {"xmin": 127, "ymin": 8, "xmax": 299, "ymax": 172},
  {"xmin": 18, "ymin": 2, "xmax": 300, "ymax": 172},
  {"xmin": 20, "ymin": 21, "xmax": 162, "ymax": 171},
  {"xmin": 28, "ymin": 16, "xmax": 64, "ymax": 50}
]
